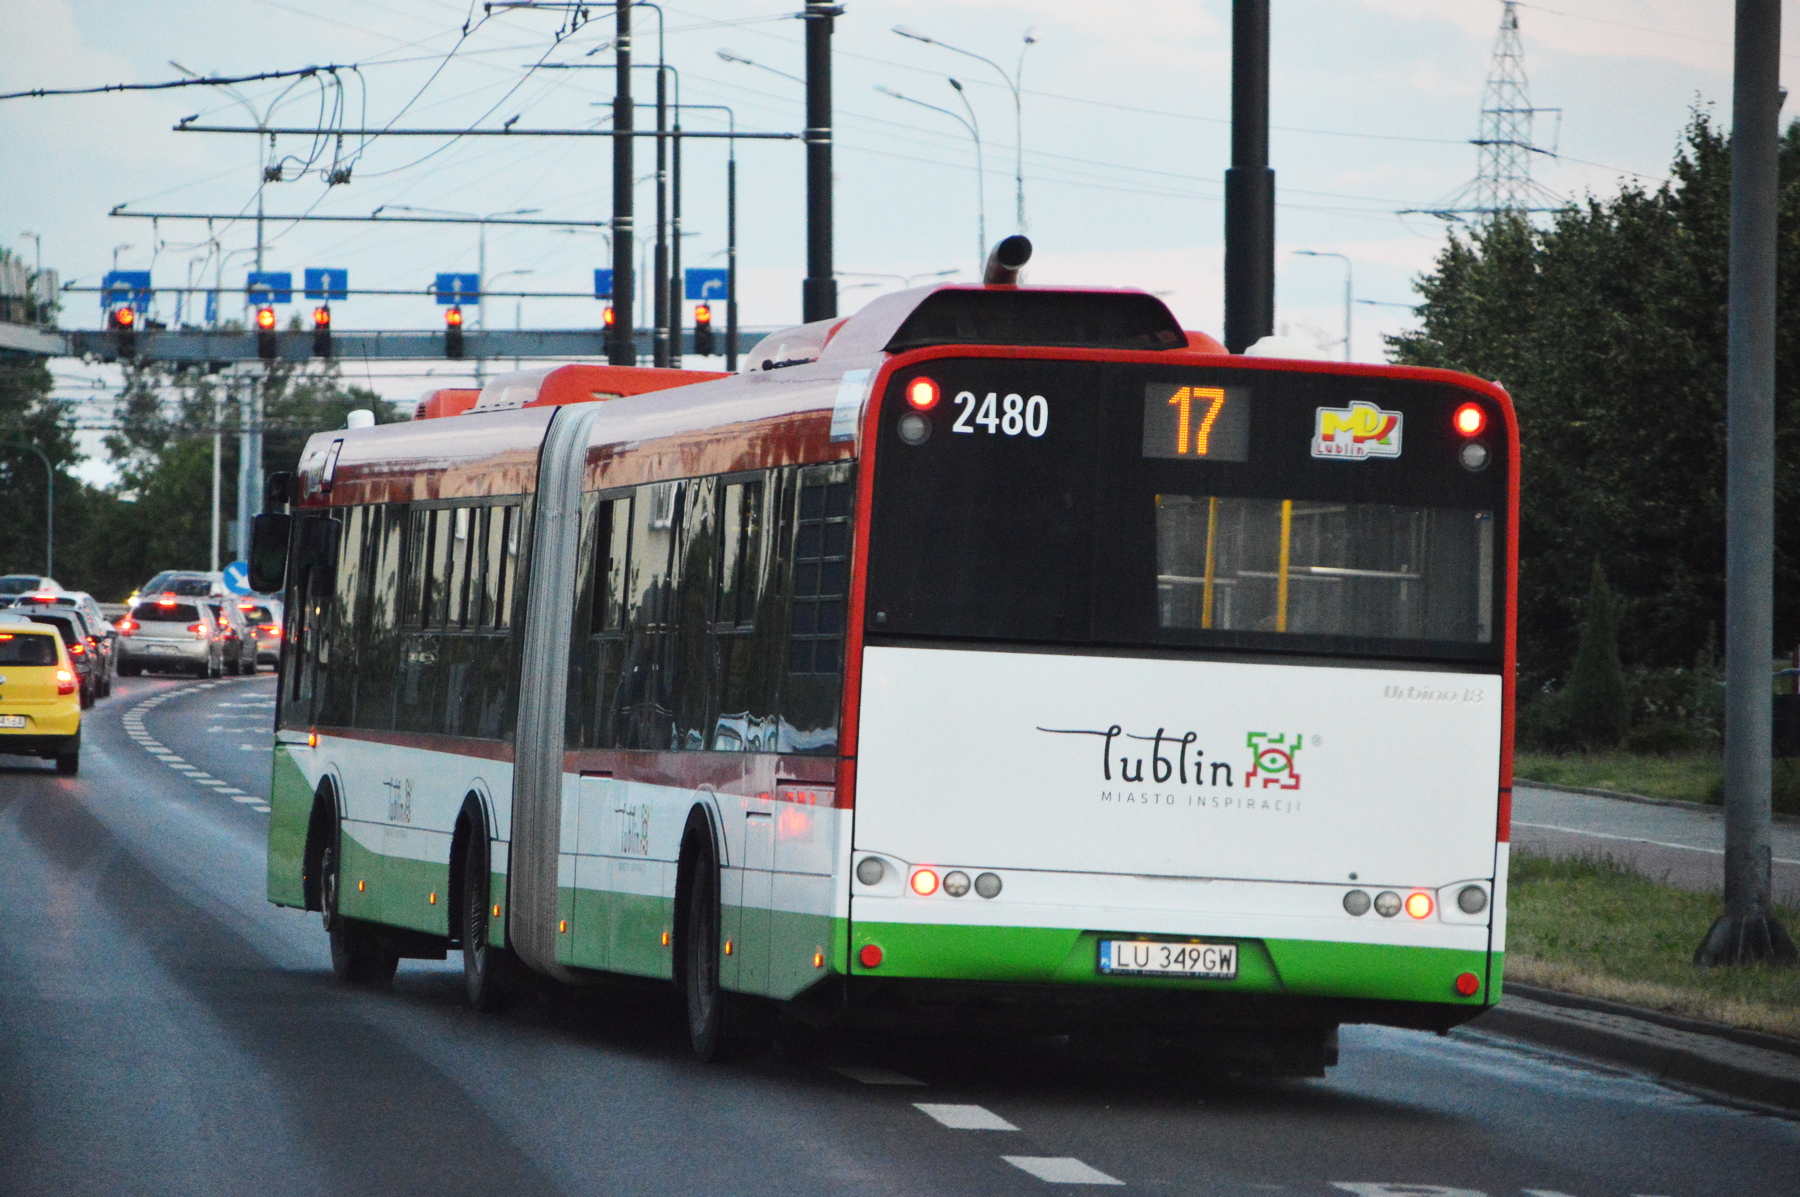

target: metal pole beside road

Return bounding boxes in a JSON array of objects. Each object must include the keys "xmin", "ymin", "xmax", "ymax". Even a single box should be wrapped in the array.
[
  {"xmin": 1696, "ymin": 0, "xmax": 1797, "ymax": 967},
  {"xmin": 609, "ymin": 0, "xmax": 636, "ymax": 365},
  {"xmin": 1225, "ymin": 0, "xmax": 1274, "ymax": 354},
  {"xmin": 802, "ymin": 0, "xmax": 838, "ymax": 322}
]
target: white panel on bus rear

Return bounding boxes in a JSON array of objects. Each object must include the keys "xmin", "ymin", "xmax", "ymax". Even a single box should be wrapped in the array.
[{"xmin": 854, "ymin": 647, "xmax": 1501, "ymax": 888}]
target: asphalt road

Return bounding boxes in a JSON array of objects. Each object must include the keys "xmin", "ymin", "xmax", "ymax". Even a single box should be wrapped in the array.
[{"xmin": 1, "ymin": 673, "xmax": 1796, "ymax": 1197}]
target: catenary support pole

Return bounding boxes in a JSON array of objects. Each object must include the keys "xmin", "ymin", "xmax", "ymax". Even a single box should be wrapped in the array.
[
  {"xmin": 609, "ymin": 1, "xmax": 636, "ymax": 365},
  {"xmin": 802, "ymin": 1, "xmax": 838, "ymax": 322},
  {"xmin": 671, "ymin": 100, "xmax": 683, "ymax": 366},
  {"xmin": 652, "ymin": 64, "xmax": 669, "ymax": 367},
  {"xmin": 1224, "ymin": 0, "xmax": 1274, "ymax": 354},
  {"xmin": 727, "ymin": 151, "xmax": 739, "ymax": 371},
  {"xmin": 1697, "ymin": 0, "xmax": 1797, "ymax": 967}
]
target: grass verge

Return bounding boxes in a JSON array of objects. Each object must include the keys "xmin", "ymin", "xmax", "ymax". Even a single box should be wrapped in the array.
[
  {"xmin": 1507, "ymin": 850, "xmax": 1800, "ymax": 1041},
  {"xmin": 1514, "ymin": 751, "xmax": 1719, "ymax": 803}
]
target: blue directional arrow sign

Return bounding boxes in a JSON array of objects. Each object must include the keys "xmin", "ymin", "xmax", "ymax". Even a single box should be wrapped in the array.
[
  {"xmin": 245, "ymin": 271, "xmax": 293, "ymax": 304},
  {"xmin": 435, "ymin": 272, "xmax": 480, "ymax": 305},
  {"xmin": 593, "ymin": 269, "xmax": 614, "ymax": 299},
  {"xmin": 685, "ymin": 268, "xmax": 729, "ymax": 301},
  {"xmin": 101, "ymin": 270, "xmax": 152, "ymax": 311},
  {"xmin": 304, "ymin": 268, "xmax": 348, "ymax": 301},
  {"xmin": 222, "ymin": 561, "xmax": 251, "ymax": 596}
]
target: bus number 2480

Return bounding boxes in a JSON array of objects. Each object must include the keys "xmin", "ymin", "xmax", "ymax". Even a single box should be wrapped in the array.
[{"xmin": 952, "ymin": 391, "xmax": 1049, "ymax": 438}]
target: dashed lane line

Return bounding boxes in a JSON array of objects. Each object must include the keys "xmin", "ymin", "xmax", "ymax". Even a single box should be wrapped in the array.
[
  {"xmin": 1002, "ymin": 1158, "xmax": 1124, "ymax": 1185},
  {"xmin": 124, "ymin": 679, "xmax": 273, "ymax": 813},
  {"xmin": 913, "ymin": 1104, "xmax": 1019, "ymax": 1131}
]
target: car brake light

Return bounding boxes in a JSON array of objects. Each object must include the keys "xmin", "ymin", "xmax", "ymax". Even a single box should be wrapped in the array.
[
  {"xmin": 261, "ymin": 625, "xmax": 281, "ymax": 638},
  {"xmin": 188, "ymin": 623, "xmax": 209, "ymax": 639},
  {"xmin": 56, "ymin": 669, "xmax": 75, "ymax": 695},
  {"xmin": 69, "ymin": 642, "xmax": 85, "ymax": 655},
  {"xmin": 118, "ymin": 619, "xmax": 136, "ymax": 634}
]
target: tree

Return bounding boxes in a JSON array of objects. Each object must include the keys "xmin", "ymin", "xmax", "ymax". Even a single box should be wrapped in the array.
[
  {"xmin": 1390, "ymin": 111, "xmax": 1799, "ymax": 689},
  {"xmin": 1564, "ymin": 563, "xmax": 1631, "ymax": 747}
]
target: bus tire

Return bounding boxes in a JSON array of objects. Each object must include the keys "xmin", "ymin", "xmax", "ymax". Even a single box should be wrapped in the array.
[
  {"xmin": 458, "ymin": 805, "xmax": 504, "ymax": 1012},
  {"xmin": 320, "ymin": 823, "xmax": 399, "ymax": 987},
  {"xmin": 677, "ymin": 810, "xmax": 725, "ymax": 1061}
]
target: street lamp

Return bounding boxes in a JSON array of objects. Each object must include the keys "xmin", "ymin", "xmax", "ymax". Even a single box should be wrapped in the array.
[
  {"xmin": 716, "ymin": 48, "xmax": 804, "ymax": 85},
  {"xmin": 893, "ymin": 25, "xmax": 1035, "ymax": 233},
  {"xmin": 375, "ymin": 205, "xmax": 540, "ymax": 379},
  {"xmin": 1294, "ymin": 250, "xmax": 1353, "ymax": 362},
  {"xmin": 876, "ymin": 84, "xmax": 985, "ymax": 272},
  {"xmin": 112, "ymin": 243, "xmax": 134, "ymax": 272}
]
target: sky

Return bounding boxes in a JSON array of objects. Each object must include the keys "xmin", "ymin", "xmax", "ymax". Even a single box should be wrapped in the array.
[{"xmin": 1, "ymin": 0, "xmax": 1793, "ymax": 487}]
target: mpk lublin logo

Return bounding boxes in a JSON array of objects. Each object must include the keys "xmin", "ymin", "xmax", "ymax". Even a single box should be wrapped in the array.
[{"xmin": 1311, "ymin": 400, "xmax": 1402, "ymax": 460}]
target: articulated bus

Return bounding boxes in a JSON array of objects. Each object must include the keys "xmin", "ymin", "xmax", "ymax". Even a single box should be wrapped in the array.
[{"xmin": 259, "ymin": 274, "xmax": 1516, "ymax": 1072}]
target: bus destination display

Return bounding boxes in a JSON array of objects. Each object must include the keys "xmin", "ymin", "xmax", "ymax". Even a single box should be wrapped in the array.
[{"xmin": 1143, "ymin": 383, "xmax": 1251, "ymax": 462}]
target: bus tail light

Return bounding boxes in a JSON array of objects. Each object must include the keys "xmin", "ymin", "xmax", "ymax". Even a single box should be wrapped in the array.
[
  {"xmin": 1453, "ymin": 402, "xmax": 1485, "ymax": 436},
  {"xmin": 1405, "ymin": 891, "xmax": 1434, "ymax": 919},
  {"xmin": 910, "ymin": 868, "xmax": 939, "ymax": 896},
  {"xmin": 1454, "ymin": 972, "xmax": 1481, "ymax": 997},
  {"xmin": 906, "ymin": 376, "xmax": 941, "ymax": 410},
  {"xmin": 858, "ymin": 943, "xmax": 883, "ymax": 968},
  {"xmin": 55, "ymin": 669, "xmax": 75, "ymax": 695}
]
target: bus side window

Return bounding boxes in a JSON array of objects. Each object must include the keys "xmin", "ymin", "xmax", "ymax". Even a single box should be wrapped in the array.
[
  {"xmin": 401, "ymin": 507, "xmax": 433, "ymax": 627},
  {"xmin": 717, "ymin": 479, "xmax": 765, "ymax": 631},
  {"xmin": 590, "ymin": 495, "xmax": 631, "ymax": 636},
  {"xmin": 779, "ymin": 464, "xmax": 855, "ymax": 754},
  {"xmin": 611, "ymin": 481, "xmax": 686, "ymax": 749},
  {"xmin": 447, "ymin": 505, "xmax": 474, "ymax": 629},
  {"xmin": 356, "ymin": 504, "xmax": 406, "ymax": 732}
]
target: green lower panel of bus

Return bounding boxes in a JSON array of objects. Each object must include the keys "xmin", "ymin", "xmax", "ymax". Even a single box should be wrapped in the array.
[
  {"xmin": 849, "ymin": 920, "xmax": 1499, "ymax": 1007},
  {"xmin": 267, "ymin": 744, "xmax": 313, "ymax": 909}
]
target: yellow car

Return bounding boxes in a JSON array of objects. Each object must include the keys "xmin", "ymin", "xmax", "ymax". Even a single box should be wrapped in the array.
[{"xmin": 0, "ymin": 616, "xmax": 81, "ymax": 775}]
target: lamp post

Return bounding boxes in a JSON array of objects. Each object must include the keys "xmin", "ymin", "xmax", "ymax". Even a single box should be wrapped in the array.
[
  {"xmin": 893, "ymin": 25, "xmax": 1034, "ymax": 233},
  {"xmin": 1295, "ymin": 250, "xmax": 1352, "ymax": 362},
  {"xmin": 374, "ymin": 205, "xmax": 540, "ymax": 379},
  {"xmin": 877, "ymin": 84, "xmax": 985, "ymax": 272},
  {"xmin": 1, "ymin": 443, "xmax": 53, "ymax": 577}
]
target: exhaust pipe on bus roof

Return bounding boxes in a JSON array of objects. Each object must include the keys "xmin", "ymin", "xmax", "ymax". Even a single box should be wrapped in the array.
[{"xmin": 983, "ymin": 235, "xmax": 1033, "ymax": 286}]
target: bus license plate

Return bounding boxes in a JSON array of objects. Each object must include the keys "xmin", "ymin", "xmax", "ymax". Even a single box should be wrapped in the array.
[
  {"xmin": 0, "ymin": 715, "xmax": 26, "ymax": 729},
  {"xmin": 1098, "ymin": 939, "xmax": 1237, "ymax": 979}
]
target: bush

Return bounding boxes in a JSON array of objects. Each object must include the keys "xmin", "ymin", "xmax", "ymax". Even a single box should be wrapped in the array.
[
  {"xmin": 1563, "ymin": 564, "xmax": 1631, "ymax": 748},
  {"xmin": 1702, "ymin": 758, "xmax": 1800, "ymax": 816},
  {"xmin": 1624, "ymin": 718, "xmax": 1707, "ymax": 754}
]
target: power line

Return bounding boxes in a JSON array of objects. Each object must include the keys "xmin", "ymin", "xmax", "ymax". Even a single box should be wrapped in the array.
[{"xmin": 0, "ymin": 64, "xmax": 352, "ymax": 102}]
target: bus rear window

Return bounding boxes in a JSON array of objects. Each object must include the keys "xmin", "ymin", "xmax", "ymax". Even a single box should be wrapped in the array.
[{"xmin": 1155, "ymin": 496, "xmax": 1493, "ymax": 644}]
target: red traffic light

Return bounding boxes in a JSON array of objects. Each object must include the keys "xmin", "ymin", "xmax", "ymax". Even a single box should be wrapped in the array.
[
  {"xmin": 110, "ymin": 306, "xmax": 136, "ymax": 329},
  {"xmin": 256, "ymin": 306, "xmax": 277, "ymax": 330},
  {"xmin": 602, "ymin": 305, "xmax": 616, "ymax": 328},
  {"xmin": 445, "ymin": 306, "xmax": 464, "ymax": 328},
  {"xmin": 695, "ymin": 303, "xmax": 712, "ymax": 324},
  {"xmin": 312, "ymin": 306, "xmax": 331, "ymax": 328}
]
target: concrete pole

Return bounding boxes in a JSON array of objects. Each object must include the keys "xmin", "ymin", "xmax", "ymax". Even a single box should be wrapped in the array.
[{"xmin": 1696, "ymin": 0, "xmax": 1797, "ymax": 967}]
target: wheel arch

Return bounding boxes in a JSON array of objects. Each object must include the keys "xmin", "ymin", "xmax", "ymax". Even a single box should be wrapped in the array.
[
  {"xmin": 447, "ymin": 785, "xmax": 496, "ymax": 949},
  {"xmin": 301, "ymin": 772, "xmax": 345, "ymax": 912},
  {"xmin": 672, "ymin": 799, "xmax": 724, "ymax": 991}
]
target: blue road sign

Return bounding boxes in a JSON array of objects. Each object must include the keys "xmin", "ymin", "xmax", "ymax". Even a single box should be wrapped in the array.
[
  {"xmin": 205, "ymin": 290, "xmax": 219, "ymax": 324},
  {"xmin": 685, "ymin": 268, "xmax": 729, "ymax": 301},
  {"xmin": 222, "ymin": 561, "xmax": 251, "ymax": 596},
  {"xmin": 246, "ymin": 271, "xmax": 294, "ymax": 304},
  {"xmin": 593, "ymin": 269, "xmax": 614, "ymax": 299},
  {"xmin": 435, "ymin": 272, "xmax": 480, "ymax": 305},
  {"xmin": 101, "ymin": 270, "xmax": 152, "ymax": 310},
  {"xmin": 304, "ymin": 268, "xmax": 348, "ymax": 301}
]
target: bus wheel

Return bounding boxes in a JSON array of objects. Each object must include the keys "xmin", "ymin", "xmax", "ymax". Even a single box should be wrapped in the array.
[
  {"xmin": 679, "ymin": 816, "xmax": 725, "ymax": 1061},
  {"xmin": 320, "ymin": 827, "xmax": 398, "ymax": 986},
  {"xmin": 460, "ymin": 814, "xmax": 503, "ymax": 1011}
]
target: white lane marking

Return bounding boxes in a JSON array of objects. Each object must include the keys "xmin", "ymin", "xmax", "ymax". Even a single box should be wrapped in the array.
[
  {"xmin": 913, "ymin": 1103, "xmax": 1018, "ymax": 1130},
  {"xmin": 251, "ymin": 804, "xmax": 271, "ymax": 812},
  {"xmin": 1332, "ymin": 1180, "xmax": 1483, "ymax": 1188},
  {"xmin": 231, "ymin": 795, "xmax": 263, "ymax": 805},
  {"xmin": 122, "ymin": 684, "xmax": 268, "ymax": 814},
  {"xmin": 832, "ymin": 1066, "xmax": 925, "ymax": 1086},
  {"xmin": 196, "ymin": 779, "xmax": 230, "ymax": 788},
  {"xmin": 1524, "ymin": 1191, "xmax": 1583, "ymax": 1196},
  {"xmin": 1513, "ymin": 821, "xmax": 1800, "ymax": 867},
  {"xmin": 1002, "ymin": 1158, "xmax": 1123, "ymax": 1185}
]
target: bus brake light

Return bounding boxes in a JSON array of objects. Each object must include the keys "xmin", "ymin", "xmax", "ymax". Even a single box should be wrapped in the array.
[
  {"xmin": 1453, "ymin": 403, "xmax": 1485, "ymax": 437},
  {"xmin": 910, "ymin": 868, "xmax": 939, "ymax": 896},
  {"xmin": 906, "ymin": 376, "xmax": 941, "ymax": 410},
  {"xmin": 1405, "ymin": 891, "xmax": 1433, "ymax": 919}
]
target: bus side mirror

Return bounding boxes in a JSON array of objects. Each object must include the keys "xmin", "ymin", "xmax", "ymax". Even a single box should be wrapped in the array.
[
  {"xmin": 298, "ymin": 515, "xmax": 342, "ymax": 599},
  {"xmin": 264, "ymin": 471, "xmax": 294, "ymax": 509},
  {"xmin": 249, "ymin": 513, "xmax": 292, "ymax": 594}
]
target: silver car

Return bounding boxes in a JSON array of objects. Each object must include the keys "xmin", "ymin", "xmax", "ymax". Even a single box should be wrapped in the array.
[{"xmin": 116, "ymin": 598, "xmax": 224, "ymax": 678}]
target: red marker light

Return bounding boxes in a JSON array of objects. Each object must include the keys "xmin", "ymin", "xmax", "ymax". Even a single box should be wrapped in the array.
[
  {"xmin": 906, "ymin": 376, "xmax": 941, "ymax": 411},
  {"xmin": 445, "ymin": 306, "xmax": 464, "ymax": 328},
  {"xmin": 858, "ymin": 943, "xmax": 884, "ymax": 968},
  {"xmin": 910, "ymin": 869, "xmax": 940, "ymax": 896},
  {"xmin": 1453, "ymin": 402, "xmax": 1485, "ymax": 437},
  {"xmin": 1405, "ymin": 891, "xmax": 1434, "ymax": 919},
  {"xmin": 256, "ymin": 305, "xmax": 277, "ymax": 331},
  {"xmin": 1454, "ymin": 971, "xmax": 1481, "ymax": 997}
]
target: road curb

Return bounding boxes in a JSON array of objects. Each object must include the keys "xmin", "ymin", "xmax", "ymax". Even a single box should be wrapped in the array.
[
  {"xmin": 1514, "ymin": 778, "xmax": 1800, "ymax": 826},
  {"xmin": 1471, "ymin": 983, "xmax": 1800, "ymax": 1112}
]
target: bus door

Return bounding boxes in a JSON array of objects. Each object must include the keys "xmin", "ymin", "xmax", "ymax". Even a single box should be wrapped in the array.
[
  {"xmin": 282, "ymin": 513, "xmax": 342, "ymax": 729},
  {"xmin": 726, "ymin": 796, "xmax": 775, "ymax": 993}
]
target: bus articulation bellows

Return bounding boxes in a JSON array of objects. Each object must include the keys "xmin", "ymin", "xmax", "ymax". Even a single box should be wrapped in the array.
[{"xmin": 258, "ymin": 270, "xmax": 1517, "ymax": 1073}]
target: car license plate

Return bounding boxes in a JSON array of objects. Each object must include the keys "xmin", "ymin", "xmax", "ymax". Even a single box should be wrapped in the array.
[
  {"xmin": 0, "ymin": 715, "xmax": 26, "ymax": 729},
  {"xmin": 148, "ymin": 644, "xmax": 175, "ymax": 653},
  {"xmin": 1098, "ymin": 939, "xmax": 1238, "ymax": 979}
]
